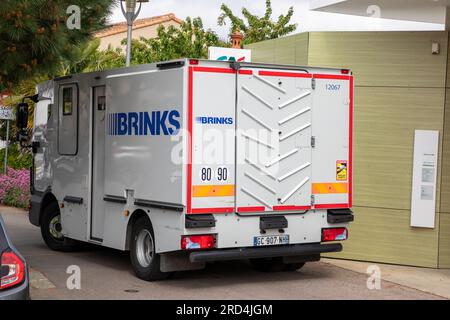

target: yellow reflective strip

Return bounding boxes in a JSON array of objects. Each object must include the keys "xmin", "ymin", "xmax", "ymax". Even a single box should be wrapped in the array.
[
  {"xmin": 192, "ymin": 185, "xmax": 235, "ymax": 197},
  {"xmin": 312, "ymin": 183, "xmax": 348, "ymax": 194}
]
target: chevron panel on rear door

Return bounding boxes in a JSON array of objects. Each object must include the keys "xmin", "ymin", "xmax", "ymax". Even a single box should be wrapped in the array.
[{"xmin": 236, "ymin": 69, "xmax": 313, "ymax": 213}]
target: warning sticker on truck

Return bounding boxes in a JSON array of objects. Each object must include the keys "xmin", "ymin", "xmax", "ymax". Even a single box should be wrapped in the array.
[{"xmin": 336, "ymin": 161, "xmax": 348, "ymax": 181}]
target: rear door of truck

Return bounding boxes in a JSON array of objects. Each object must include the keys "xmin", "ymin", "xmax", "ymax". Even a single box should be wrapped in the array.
[
  {"xmin": 310, "ymin": 73, "xmax": 353, "ymax": 209},
  {"xmin": 187, "ymin": 62, "xmax": 352, "ymax": 215},
  {"xmin": 187, "ymin": 64, "xmax": 237, "ymax": 214},
  {"xmin": 235, "ymin": 68, "xmax": 313, "ymax": 214}
]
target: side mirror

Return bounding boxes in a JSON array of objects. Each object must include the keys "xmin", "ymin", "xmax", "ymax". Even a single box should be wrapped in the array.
[
  {"xmin": 16, "ymin": 102, "xmax": 29, "ymax": 130},
  {"xmin": 16, "ymin": 102, "xmax": 29, "ymax": 142}
]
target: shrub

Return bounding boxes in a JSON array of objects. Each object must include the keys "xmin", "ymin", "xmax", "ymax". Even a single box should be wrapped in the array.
[
  {"xmin": 0, "ymin": 167, "xmax": 30, "ymax": 209},
  {"xmin": 0, "ymin": 144, "xmax": 32, "ymax": 173}
]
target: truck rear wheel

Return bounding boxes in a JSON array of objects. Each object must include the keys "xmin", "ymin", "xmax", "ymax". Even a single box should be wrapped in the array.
[
  {"xmin": 250, "ymin": 257, "xmax": 305, "ymax": 272},
  {"xmin": 130, "ymin": 216, "xmax": 172, "ymax": 281},
  {"xmin": 41, "ymin": 202, "xmax": 79, "ymax": 252}
]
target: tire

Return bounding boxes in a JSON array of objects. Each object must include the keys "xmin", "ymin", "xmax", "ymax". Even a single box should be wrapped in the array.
[
  {"xmin": 130, "ymin": 216, "xmax": 172, "ymax": 281},
  {"xmin": 250, "ymin": 257, "xmax": 305, "ymax": 272},
  {"xmin": 40, "ymin": 202, "xmax": 79, "ymax": 252}
]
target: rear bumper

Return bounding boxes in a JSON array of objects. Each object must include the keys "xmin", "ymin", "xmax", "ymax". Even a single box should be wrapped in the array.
[
  {"xmin": 0, "ymin": 273, "xmax": 30, "ymax": 300},
  {"xmin": 189, "ymin": 243, "xmax": 342, "ymax": 263}
]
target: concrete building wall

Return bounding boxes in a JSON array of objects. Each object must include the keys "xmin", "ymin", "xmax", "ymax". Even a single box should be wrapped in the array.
[{"xmin": 247, "ymin": 31, "xmax": 450, "ymax": 268}]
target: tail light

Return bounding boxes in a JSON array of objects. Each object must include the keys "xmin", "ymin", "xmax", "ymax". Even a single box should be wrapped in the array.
[
  {"xmin": 0, "ymin": 250, "xmax": 25, "ymax": 290},
  {"xmin": 322, "ymin": 228, "xmax": 348, "ymax": 242},
  {"xmin": 189, "ymin": 59, "xmax": 199, "ymax": 65},
  {"xmin": 181, "ymin": 235, "xmax": 215, "ymax": 250},
  {"xmin": 341, "ymin": 69, "xmax": 350, "ymax": 75}
]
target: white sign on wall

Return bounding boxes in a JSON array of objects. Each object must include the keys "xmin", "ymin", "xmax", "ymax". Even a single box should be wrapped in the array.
[
  {"xmin": 410, "ymin": 130, "xmax": 439, "ymax": 228},
  {"xmin": 0, "ymin": 106, "xmax": 14, "ymax": 120},
  {"xmin": 208, "ymin": 47, "xmax": 252, "ymax": 63}
]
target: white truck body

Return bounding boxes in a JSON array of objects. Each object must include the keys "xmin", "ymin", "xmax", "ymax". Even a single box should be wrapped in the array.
[{"xmin": 29, "ymin": 59, "xmax": 353, "ymax": 273}]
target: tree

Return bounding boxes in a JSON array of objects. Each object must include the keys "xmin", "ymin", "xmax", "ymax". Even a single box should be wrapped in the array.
[
  {"xmin": 58, "ymin": 38, "xmax": 125, "ymax": 75},
  {"xmin": 1, "ymin": 38, "xmax": 124, "ymax": 144},
  {"xmin": 218, "ymin": 0, "xmax": 297, "ymax": 45},
  {"xmin": 0, "ymin": 0, "xmax": 116, "ymax": 91},
  {"xmin": 128, "ymin": 17, "xmax": 227, "ymax": 65}
]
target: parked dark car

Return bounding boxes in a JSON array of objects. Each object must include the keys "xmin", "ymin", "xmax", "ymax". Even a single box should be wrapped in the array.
[{"xmin": 0, "ymin": 214, "xmax": 29, "ymax": 300}]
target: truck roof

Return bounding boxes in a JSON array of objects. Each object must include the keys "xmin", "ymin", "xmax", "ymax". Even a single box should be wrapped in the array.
[{"xmin": 41, "ymin": 58, "xmax": 351, "ymax": 89}]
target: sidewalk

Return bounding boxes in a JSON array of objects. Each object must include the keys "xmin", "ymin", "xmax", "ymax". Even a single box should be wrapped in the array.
[{"xmin": 323, "ymin": 258, "xmax": 450, "ymax": 299}]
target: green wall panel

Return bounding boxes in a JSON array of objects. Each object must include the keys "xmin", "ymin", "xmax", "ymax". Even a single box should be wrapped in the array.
[
  {"xmin": 246, "ymin": 33, "xmax": 309, "ymax": 66},
  {"xmin": 442, "ymin": 91, "xmax": 450, "ymax": 213},
  {"xmin": 308, "ymin": 32, "xmax": 448, "ymax": 88},
  {"xmin": 354, "ymin": 86, "xmax": 445, "ymax": 210},
  {"xmin": 439, "ymin": 213, "xmax": 450, "ymax": 268},
  {"xmin": 326, "ymin": 206, "xmax": 439, "ymax": 268},
  {"xmin": 247, "ymin": 31, "xmax": 450, "ymax": 268},
  {"xmin": 246, "ymin": 39, "xmax": 276, "ymax": 64}
]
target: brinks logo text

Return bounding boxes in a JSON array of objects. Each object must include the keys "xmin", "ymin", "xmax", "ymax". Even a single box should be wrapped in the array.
[
  {"xmin": 196, "ymin": 116, "xmax": 233, "ymax": 125},
  {"xmin": 108, "ymin": 110, "xmax": 180, "ymax": 136}
]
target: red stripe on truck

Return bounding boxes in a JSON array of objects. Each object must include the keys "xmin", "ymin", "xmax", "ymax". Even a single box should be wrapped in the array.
[
  {"xmin": 258, "ymin": 71, "xmax": 312, "ymax": 78},
  {"xmin": 314, "ymin": 203, "xmax": 349, "ymax": 209},
  {"xmin": 191, "ymin": 207, "xmax": 234, "ymax": 214},
  {"xmin": 313, "ymin": 74, "xmax": 351, "ymax": 80},
  {"xmin": 187, "ymin": 66, "xmax": 249, "ymax": 214},
  {"xmin": 348, "ymin": 76, "xmax": 354, "ymax": 207},
  {"xmin": 193, "ymin": 67, "xmax": 235, "ymax": 74},
  {"xmin": 187, "ymin": 67, "xmax": 194, "ymax": 214}
]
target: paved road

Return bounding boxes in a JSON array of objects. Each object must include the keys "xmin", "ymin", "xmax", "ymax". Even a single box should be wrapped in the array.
[{"xmin": 0, "ymin": 206, "xmax": 443, "ymax": 300}]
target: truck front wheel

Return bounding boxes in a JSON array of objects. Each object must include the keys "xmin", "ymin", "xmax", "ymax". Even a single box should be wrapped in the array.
[
  {"xmin": 130, "ymin": 216, "xmax": 172, "ymax": 281},
  {"xmin": 250, "ymin": 257, "xmax": 305, "ymax": 272},
  {"xmin": 41, "ymin": 202, "xmax": 79, "ymax": 252}
]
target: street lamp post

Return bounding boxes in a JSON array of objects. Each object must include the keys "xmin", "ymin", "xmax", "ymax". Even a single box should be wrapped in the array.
[{"xmin": 120, "ymin": 0, "xmax": 149, "ymax": 67}]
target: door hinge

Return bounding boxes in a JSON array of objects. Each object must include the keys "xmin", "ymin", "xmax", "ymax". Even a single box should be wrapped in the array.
[
  {"xmin": 230, "ymin": 61, "xmax": 241, "ymax": 71},
  {"xmin": 311, "ymin": 195, "xmax": 316, "ymax": 207},
  {"xmin": 311, "ymin": 136, "xmax": 316, "ymax": 148},
  {"xmin": 311, "ymin": 78, "xmax": 316, "ymax": 90}
]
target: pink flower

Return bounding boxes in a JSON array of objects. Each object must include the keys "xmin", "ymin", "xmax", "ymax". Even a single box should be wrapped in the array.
[{"xmin": 0, "ymin": 168, "xmax": 30, "ymax": 208}]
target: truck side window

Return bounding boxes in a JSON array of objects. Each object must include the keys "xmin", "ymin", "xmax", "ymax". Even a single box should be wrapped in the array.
[
  {"xmin": 58, "ymin": 84, "xmax": 78, "ymax": 155},
  {"xmin": 62, "ymin": 87, "xmax": 73, "ymax": 115}
]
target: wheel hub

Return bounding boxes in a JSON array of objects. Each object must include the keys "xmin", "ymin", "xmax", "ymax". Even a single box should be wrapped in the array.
[
  {"xmin": 49, "ymin": 215, "xmax": 64, "ymax": 240},
  {"xmin": 136, "ymin": 229, "xmax": 154, "ymax": 268}
]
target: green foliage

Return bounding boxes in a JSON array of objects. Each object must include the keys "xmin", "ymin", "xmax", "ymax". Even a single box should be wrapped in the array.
[
  {"xmin": 0, "ymin": 39, "xmax": 124, "ymax": 144},
  {"xmin": 1, "ymin": 73, "xmax": 48, "ymax": 144},
  {"xmin": 218, "ymin": 0, "xmax": 297, "ymax": 45},
  {"xmin": 84, "ymin": 44, "xmax": 125, "ymax": 72},
  {"xmin": 0, "ymin": 0, "xmax": 116, "ymax": 90},
  {"xmin": 128, "ymin": 17, "xmax": 227, "ymax": 65},
  {"xmin": 58, "ymin": 38, "xmax": 125, "ymax": 75},
  {"xmin": 3, "ymin": 186, "xmax": 29, "ymax": 209},
  {"xmin": 0, "ymin": 143, "xmax": 32, "ymax": 172}
]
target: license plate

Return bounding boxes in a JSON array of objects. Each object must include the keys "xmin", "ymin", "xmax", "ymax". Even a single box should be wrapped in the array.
[{"xmin": 253, "ymin": 235, "xmax": 290, "ymax": 247}]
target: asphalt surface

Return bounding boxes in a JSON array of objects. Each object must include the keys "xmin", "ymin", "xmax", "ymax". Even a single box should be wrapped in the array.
[{"xmin": 0, "ymin": 205, "xmax": 443, "ymax": 300}]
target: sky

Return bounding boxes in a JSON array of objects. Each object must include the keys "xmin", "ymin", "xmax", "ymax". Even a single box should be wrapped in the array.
[{"xmin": 110, "ymin": 0, "xmax": 444, "ymax": 40}]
